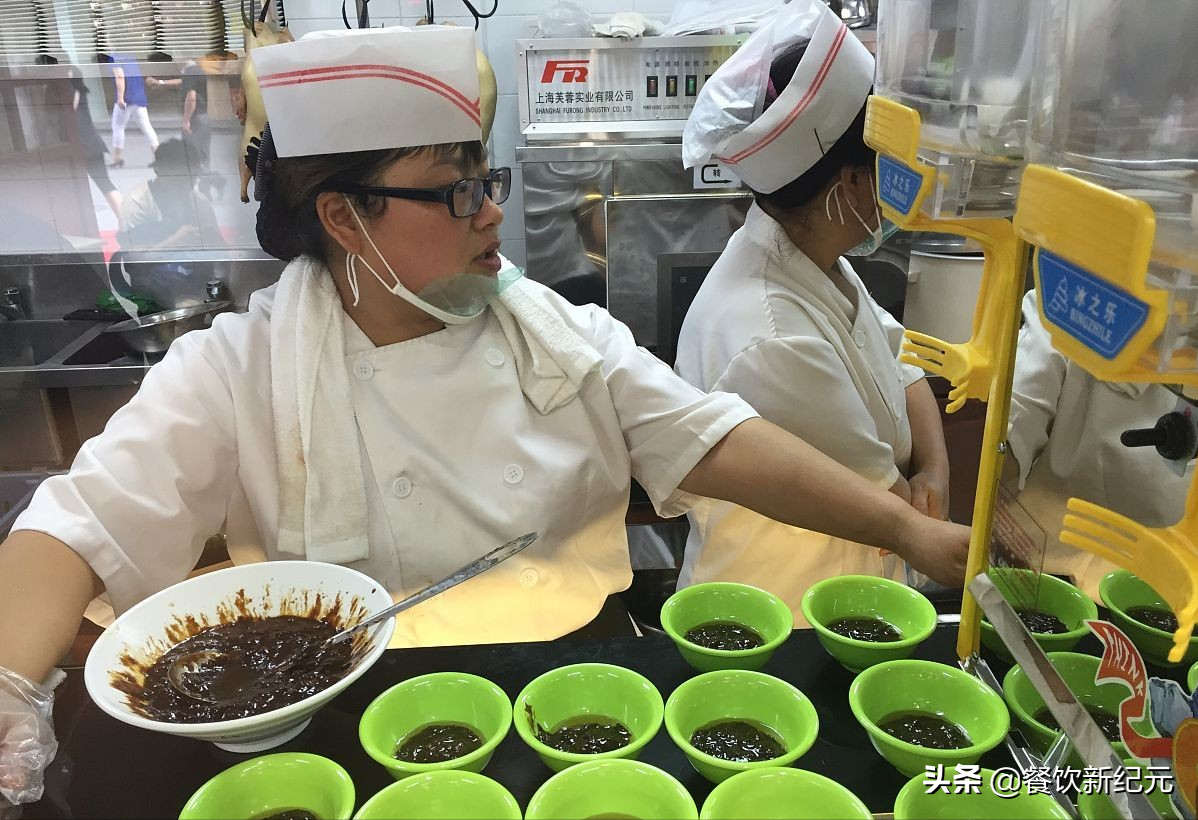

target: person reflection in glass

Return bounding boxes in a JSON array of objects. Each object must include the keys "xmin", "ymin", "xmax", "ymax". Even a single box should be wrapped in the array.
[{"xmin": 117, "ymin": 139, "xmax": 223, "ymax": 250}]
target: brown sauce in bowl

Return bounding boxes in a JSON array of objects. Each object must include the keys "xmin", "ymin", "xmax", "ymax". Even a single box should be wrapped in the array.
[{"xmin": 132, "ymin": 616, "xmax": 352, "ymax": 723}]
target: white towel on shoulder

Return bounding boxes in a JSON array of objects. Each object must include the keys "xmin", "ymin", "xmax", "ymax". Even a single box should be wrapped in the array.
[
  {"xmin": 271, "ymin": 255, "xmax": 370, "ymax": 563},
  {"xmin": 270, "ymin": 257, "xmax": 602, "ymax": 563},
  {"xmin": 490, "ymin": 276, "xmax": 603, "ymax": 414}
]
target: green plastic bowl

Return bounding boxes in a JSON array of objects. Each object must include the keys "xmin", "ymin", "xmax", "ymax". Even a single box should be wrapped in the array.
[
  {"xmin": 513, "ymin": 663, "xmax": 664, "ymax": 772},
  {"xmin": 894, "ymin": 765, "xmax": 1072, "ymax": 819},
  {"xmin": 801, "ymin": 575, "xmax": 936, "ymax": 673},
  {"xmin": 848, "ymin": 660, "xmax": 1010, "ymax": 777},
  {"xmin": 1003, "ymin": 651, "xmax": 1148, "ymax": 764},
  {"xmin": 1100, "ymin": 570, "xmax": 1198, "ymax": 667},
  {"xmin": 179, "ymin": 753, "xmax": 355, "ymax": 820},
  {"xmin": 664, "ymin": 669, "xmax": 819, "ymax": 784},
  {"xmin": 1076, "ymin": 759, "xmax": 1179, "ymax": 820},
  {"xmin": 700, "ymin": 768, "xmax": 871, "ymax": 820},
  {"xmin": 353, "ymin": 770, "xmax": 520, "ymax": 820},
  {"xmin": 661, "ymin": 582, "xmax": 794, "ymax": 672},
  {"xmin": 979, "ymin": 568, "xmax": 1099, "ymax": 662},
  {"xmin": 525, "ymin": 759, "xmax": 698, "ymax": 820},
  {"xmin": 358, "ymin": 672, "xmax": 512, "ymax": 780}
]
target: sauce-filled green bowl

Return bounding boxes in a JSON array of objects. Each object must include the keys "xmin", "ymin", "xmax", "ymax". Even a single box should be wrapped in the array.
[
  {"xmin": 1100, "ymin": 570, "xmax": 1198, "ymax": 667},
  {"xmin": 849, "ymin": 660, "xmax": 1009, "ymax": 776},
  {"xmin": 894, "ymin": 765, "xmax": 1072, "ymax": 819},
  {"xmin": 353, "ymin": 771, "xmax": 520, "ymax": 820},
  {"xmin": 700, "ymin": 768, "xmax": 871, "ymax": 819},
  {"xmin": 179, "ymin": 753, "xmax": 354, "ymax": 820},
  {"xmin": 513, "ymin": 662, "xmax": 664, "ymax": 772},
  {"xmin": 525, "ymin": 759, "xmax": 698, "ymax": 820},
  {"xmin": 802, "ymin": 575, "xmax": 936, "ymax": 673},
  {"xmin": 661, "ymin": 582, "xmax": 793, "ymax": 672},
  {"xmin": 665, "ymin": 669, "xmax": 818, "ymax": 784},
  {"xmin": 978, "ymin": 568, "xmax": 1098, "ymax": 662},
  {"xmin": 358, "ymin": 672, "xmax": 511, "ymax": 780}
]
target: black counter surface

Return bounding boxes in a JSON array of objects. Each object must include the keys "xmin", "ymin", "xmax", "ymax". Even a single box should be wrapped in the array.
[{"xmin": 27, "ymin": 621, "xmax": 1189, "ymax": 818}]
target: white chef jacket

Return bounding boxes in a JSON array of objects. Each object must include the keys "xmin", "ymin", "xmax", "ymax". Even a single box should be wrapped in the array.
[
  {"xmin": 674, "ymin": 204, "xmax": 924, "ymax": 624},
  {"xmin": 1005, "ymin": 290, "xmax": 1190, "ymax": 601},
  {"xmin": 14, "ymin": 278, "xmax": 756, "ymax": 647}
]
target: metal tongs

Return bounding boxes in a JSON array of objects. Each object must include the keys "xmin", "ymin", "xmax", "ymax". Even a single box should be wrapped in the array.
[{"xmin": 969, "ymin": 573, "xmax": 1161, "ymax": 820}]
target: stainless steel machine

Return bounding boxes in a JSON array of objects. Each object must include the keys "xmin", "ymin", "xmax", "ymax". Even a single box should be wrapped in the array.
[{"xmin": 516, "ymin": 35, "xmax": 753, "ymax": 353}]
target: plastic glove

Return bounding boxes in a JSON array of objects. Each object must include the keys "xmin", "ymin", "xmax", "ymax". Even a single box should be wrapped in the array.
[{"xmin": 0, "ymin": 666, "xmax": 64, "ymax": 811}]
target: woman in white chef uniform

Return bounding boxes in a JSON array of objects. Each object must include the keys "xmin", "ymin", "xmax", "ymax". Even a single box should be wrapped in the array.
[
  {"xmin": 0, "ymin": 26, "xmax": 970, "ymax": 809},
  {"xmin": 1005, "ymin": 289, "xmax": 1191, "ymax": 600},
  {"xmin": 675, "ymin": 1, "xmax": 953, "ymax": 623}
]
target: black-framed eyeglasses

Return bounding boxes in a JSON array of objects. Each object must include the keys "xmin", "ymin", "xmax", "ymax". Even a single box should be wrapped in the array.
[{"xmin": 330, "ymin": 167, "xmax": 511, "ymax": 218}]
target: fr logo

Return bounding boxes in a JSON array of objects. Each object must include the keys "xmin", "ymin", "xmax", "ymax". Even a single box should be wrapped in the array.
[{"xmin": 541, "ymin": 60, "xmax": 589, "ymax": 83}]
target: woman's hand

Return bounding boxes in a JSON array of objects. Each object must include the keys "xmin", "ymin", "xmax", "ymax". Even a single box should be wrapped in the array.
[
  {"xmin": 896, "ymin": 514, "xmax": 970, "ymax": 587},
  {"xmin": 909, "ymin": 466, "xmax": 950, "ymax": 521}
]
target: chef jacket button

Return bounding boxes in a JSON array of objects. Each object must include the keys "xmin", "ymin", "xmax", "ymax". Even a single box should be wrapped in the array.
[
  {"xmin": 853, "ymin": 330, "xmax": 866, "ymax": 348},
  {"xmin": 353, "ymin": 360, "xmax": 375, "ymax": 381},
  {"xmin": 503, "ymin": 463, "xmax": 525, "ymax": 485},
  {"xmin": 392, "ymin": 476, "xmax": 413, "ymax": 498},
  {"xmin": 519, "ymin": 568, "xmax": 539, "ymax": 588},
  {"xmin": 485, "ymin": 348, "xmax": 505, "ymax": 368}
]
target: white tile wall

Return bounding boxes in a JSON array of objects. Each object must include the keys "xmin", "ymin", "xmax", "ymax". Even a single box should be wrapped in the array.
[{"xmin": 281, "ymin": 0, "xmax": 683, "ymax": 252}]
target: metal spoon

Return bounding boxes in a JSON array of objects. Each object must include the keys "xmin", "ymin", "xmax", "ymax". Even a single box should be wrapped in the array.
[{"xmin": 167, "ymin": 532, "xmax": 539, "ymax": 703}]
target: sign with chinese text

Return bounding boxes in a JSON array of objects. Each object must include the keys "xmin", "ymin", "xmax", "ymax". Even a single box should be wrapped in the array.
[
  {"xmin": 522, "ymin": 39, "xmax": 741, "ymax": 126},
  {"xmin": 1038, "ymin": 249, "xmax": 1150, "ymax": 359}
]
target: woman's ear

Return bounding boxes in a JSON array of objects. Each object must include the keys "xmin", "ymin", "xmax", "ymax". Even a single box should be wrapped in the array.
[
  {"xmin": 315, "ymin": 192, "xmax": 364, "ymax": 256},
  {"xmin": 842, "ymin": 164, "xmax": 875, "ymax": 214}
]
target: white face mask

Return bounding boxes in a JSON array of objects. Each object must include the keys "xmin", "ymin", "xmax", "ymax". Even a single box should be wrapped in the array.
[
  {"xmin": 343, "ymin": 198, "xmax": 522, "ymax": 325},
  {"xmin": 825, "ymin": 174, "xmax": 901, "ymax": 257}
]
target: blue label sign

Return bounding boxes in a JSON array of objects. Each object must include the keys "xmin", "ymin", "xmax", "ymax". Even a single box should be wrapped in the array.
[
  {"xmin": 1037, "ymin": 249, "xmax": 1149, "ymax": 359},
  {"xmin": 877, "ymin": 155, "xmax": 922, "ymax": 216}
]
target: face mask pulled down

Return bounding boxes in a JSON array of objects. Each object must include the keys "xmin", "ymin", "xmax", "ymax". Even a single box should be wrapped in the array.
[
  {"xmin": 343, "ymin": 199, "xmax": 522, "ymax": 325},
  {"xmin": 825, "ymin": 174, "xmax": 901, "ymax": 257}
]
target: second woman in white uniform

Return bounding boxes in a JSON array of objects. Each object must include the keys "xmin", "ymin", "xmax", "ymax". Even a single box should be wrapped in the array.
[
  {"xmin": 1005, "ymin": 290, "xmax": 1191, "ymax": 600},
  {"xmin": 0, "ymin": 25, "xmax": 970, "ymax": 810},
  {"xmin": 676, "ymin": 1, "xmax": 952, "ymax": 623}
]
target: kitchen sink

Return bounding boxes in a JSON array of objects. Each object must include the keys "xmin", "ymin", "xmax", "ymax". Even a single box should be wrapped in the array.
[
  {"xmin": 0, "ymin": 320, "xmax": 94, "ymax": 368},
  {"xmin": 61, "ymin": 329, "xmax": 128, "ymax": 366}
]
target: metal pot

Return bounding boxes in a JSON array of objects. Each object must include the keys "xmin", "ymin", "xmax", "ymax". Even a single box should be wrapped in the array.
[{"xmin": 102, "ymin": 301, "xmax": 231, "ymax": 356}]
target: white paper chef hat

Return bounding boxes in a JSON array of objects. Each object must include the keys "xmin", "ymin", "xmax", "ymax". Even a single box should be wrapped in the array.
[
  {"xmin": 252, "ymin": 26, "xmax": 482, "ymax": 158},
  {"xmin": 682, "ymin": 0, "xmax": 873, "ymax": 194}
]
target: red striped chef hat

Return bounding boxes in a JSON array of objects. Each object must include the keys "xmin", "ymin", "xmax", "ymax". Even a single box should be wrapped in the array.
[
  {"xmin": 682, "ymin": 0, "xmax": 873, "ymax": 194},
  {"xmin": 252, "ymin": 26, "xmax": 482, "ymax": 158}
]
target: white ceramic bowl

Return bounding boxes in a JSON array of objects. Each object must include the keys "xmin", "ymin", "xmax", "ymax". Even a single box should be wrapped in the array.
[{"xmin": 85, "ymin": 561, "xmax": 395, "ymax": 753}]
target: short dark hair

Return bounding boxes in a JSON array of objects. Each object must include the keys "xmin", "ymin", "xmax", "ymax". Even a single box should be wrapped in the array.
[
  {"xmin": 256, "ymin": 140, "xmax": 488, "ymax": 263},
  {"xmin": 752, "ymin": 41, "xmax": 875, "ymax": 215}
]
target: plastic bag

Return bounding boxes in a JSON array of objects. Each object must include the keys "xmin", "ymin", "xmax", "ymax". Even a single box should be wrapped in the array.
[
  {"xmin": 661, "ymin": 0, "xmax": 783, "ymax": 36},
  {"xmin": 536, "ymin": 0, "xmax": 592, "ymax": 38},
  {"xmin": 0, "ymin": 666, "xmax": 64, "ymax": 810},
  {"xmin": 682, "ymin": 0, "xmax": 826, "ymax": 170}
]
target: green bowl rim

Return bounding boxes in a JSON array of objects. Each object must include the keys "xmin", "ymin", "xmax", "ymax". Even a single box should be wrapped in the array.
[
  {"xmin": 179, "ymin": 752, "xmax": 355, "ymax": 819},
  {"xmin": 663, "ymin": 669, "xmax": 819, "ymax": 772},
  {"xmin": 977, "ymin": 568, "xmax": 1099, "ymax": 642},
  {"xmin": 512, "ymin": 662, "xmax": 665, "ymax": 764},
  {"xmin": 358, "ymin": 671, "xmax": 513, "ymax": 774},
  {"xmin": 352, "ymin": 769, "xmax": 520, "ymax": 820},
  {"xmin": 801, "ymin": 575, "xmax": 938, "ymax": 650},
  {"xmin": 848, "ymin": 660, "xmax": 1011, "ymax": 758},
  {"xmin": 660, "ymin": 582, "xmax": 794, "ymax": 658},
  {"xmin": 1001, "ymin": 651, "xmax": 1130, "ymax": 743},
  {"xmin": 701, "ymin": 767, "xmax": 871, "ymax": 819},
  {"xmin": 1099, "ymin": 570, "xmax": 1198, "ymax": 644},
  {"xmin": 525, "ymin": 758, "xmax": 698, "ymax": 819}
]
